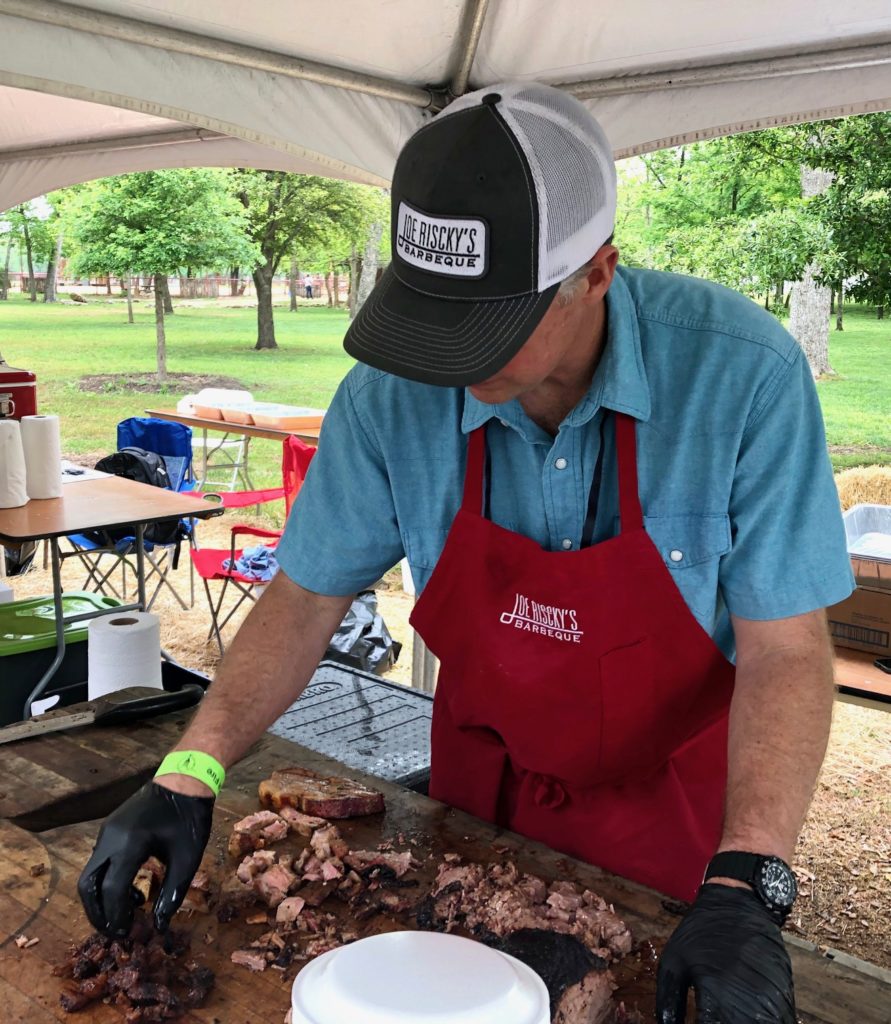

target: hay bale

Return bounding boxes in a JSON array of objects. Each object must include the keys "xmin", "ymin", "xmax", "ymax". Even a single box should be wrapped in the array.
[{"xmin": 834, "ymin": 467, "xmax": 891, "ymax": 511}]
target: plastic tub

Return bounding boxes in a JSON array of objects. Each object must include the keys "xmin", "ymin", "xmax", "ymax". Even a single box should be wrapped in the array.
[
  {"xmin": 290, "ymin": 931, "xmax": 549, "ymax": 1024},
  {"xmin": 193, "ymin": 403, "xmax": 224, "ymax": 420},
  {"xmin": 194, "ymin": 388, "xmax": 254, "ymax": 421},
  {"xmin": 219, "ymin": 404, "xmax": 256, "ymax": 425},
  {"xmin": 843, "ymin": 503, "xmax": 891, "ymax": 590},
  {"xmin": 0, "ymin": 592, "xmax": 120, "ymax": 725},
  {"xmin": 252, "ymin": 404, "xmax": 325, "ymax": 430}
]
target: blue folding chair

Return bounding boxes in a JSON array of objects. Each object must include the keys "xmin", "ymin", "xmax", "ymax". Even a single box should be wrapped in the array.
[{"xmin": 62, "ymin": 418, "xmax": 199, "ymax": 610}]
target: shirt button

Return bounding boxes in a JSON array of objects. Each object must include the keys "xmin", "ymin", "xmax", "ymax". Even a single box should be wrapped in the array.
[
  {"xmin": 561, "ymin": 538, "xmax": 573, "ymax": 550},
  {"xmin": 669, "ymin": 549, "xmax": 684, "ymax": 562},
  {"xmin": 554, "ymin": 457, "xmax": 568, "ymax": 470}
]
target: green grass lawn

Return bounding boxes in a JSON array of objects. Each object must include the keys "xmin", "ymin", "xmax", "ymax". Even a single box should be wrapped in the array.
[
  {"xmin": 0, "ymin": 294, "xmax": 356, "ymax": 494},
  {"xmin": 0, "ymin": 293, "xmax": 888, "ymax": 490},
  {"xmin": 815, "ymin": 305, "xmax": 891, "ymax": 469}
]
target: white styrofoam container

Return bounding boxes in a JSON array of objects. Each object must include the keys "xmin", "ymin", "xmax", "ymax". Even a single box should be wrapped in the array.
[
  {"xmin": 290, "ymin": 931, "xmax": 549, "ymax": 1024},
  {"xmin": 0, "ymin": 579, "xmax": 14, "ymax": 604}
]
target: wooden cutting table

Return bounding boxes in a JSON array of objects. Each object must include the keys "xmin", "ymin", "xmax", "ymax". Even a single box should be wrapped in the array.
[{"xmin": 0, "ymin": 709, "xmax": 888, "ymax": 1023}]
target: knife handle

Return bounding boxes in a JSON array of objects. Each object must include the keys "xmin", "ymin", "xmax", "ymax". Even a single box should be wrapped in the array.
[{"xmin": 93, "ymin": 684, "xmax": 205, "ymax": 726}]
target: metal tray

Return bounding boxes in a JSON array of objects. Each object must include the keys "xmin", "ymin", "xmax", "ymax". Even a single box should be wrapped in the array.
[{"xmin": 268, "ymin": 660, "xmax": 433, "ymax": 791}]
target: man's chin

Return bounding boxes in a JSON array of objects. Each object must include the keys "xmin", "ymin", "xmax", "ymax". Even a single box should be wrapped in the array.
[{"xmin": 469, "ymin": 381, "xmax": 516, "ymax": 404}]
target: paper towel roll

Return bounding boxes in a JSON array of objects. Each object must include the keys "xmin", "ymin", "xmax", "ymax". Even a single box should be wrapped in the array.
[
  {"xmin": 21, "ymin": 414, "xmax": 63, "ymax": 499},
  {"xmin": 0, "ymin": 418, "xmax": 28, "ymax": 508},
  {"xmin": 88, "ymin": 612, "xmax": 163, "ymax": 699}
]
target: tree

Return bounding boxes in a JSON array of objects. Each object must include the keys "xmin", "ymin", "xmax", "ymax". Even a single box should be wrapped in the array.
[
  {"xmin": 68, "ymin": 169, "xmax": 255, "ymax": 381},
  {"xmin": 807, "ymin": 113, "xmax": 891, "ymax": 319},
  {"xmin": 232, "ymin": 171, "xmax": 373, "ymax": 349}
]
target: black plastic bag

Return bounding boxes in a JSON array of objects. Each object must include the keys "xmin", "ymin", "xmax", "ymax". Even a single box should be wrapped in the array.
[{"xmin": 324, "ymin": 591, "xmax": 401, "ymax": 676}]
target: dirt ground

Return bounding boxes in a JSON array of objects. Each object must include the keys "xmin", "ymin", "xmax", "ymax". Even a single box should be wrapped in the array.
[{"xmin": 9, "ymin": 511, "xmax": 890, "ymax": 970}]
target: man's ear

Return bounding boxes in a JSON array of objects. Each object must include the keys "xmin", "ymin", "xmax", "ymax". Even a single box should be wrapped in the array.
[{"xmin": 584, "ymin": 245, "xmax": 619, "ymax": 303}]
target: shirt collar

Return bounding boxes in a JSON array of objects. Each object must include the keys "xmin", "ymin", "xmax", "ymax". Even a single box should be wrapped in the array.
[{"xmin": 461, "ymin": 267, "xmax": 651, "ymax": 435}]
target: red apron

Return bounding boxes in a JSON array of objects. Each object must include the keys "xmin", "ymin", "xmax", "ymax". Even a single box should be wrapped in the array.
[{"xmin": 409, "ymin": 413, "xmax": 735, "ymax": 900}]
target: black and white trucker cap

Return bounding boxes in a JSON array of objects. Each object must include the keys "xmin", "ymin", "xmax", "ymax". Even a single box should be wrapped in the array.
[{"xmin": 343, "ymin": 81, "xmax": 617, "ymax": 387}]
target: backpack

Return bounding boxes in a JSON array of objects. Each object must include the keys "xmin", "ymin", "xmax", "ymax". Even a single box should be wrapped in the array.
[{"xmin": 91, "ymin": 447, "xmax": 186, "ymax": 555}]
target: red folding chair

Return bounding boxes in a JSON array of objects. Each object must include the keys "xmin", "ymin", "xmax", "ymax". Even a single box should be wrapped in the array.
[{"xmin": 190, "ymin": 436, "xmax": 316, "ymax": 654}]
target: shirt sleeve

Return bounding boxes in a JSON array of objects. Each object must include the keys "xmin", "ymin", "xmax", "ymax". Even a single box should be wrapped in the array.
[
  {"xmin": 275, "ymin": 372, "xmax": 405, "ymax": 595},
  {"xmin": 719, "ymin": 346, "xmax": 854, "ymax": 620}
]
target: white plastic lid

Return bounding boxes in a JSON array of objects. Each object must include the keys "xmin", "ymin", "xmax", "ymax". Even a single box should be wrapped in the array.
[{"xmin": 290, "ymin": 931, "xmax": 549, "ymax": 1024}]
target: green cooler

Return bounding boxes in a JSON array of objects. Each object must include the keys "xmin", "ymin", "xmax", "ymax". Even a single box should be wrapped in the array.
[{"xmin": 0, "ymin": 592, "xmax": 121, "ymax": 725}]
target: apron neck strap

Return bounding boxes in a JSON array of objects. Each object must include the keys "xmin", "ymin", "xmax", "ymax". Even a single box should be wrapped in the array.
[
  {"xmin": 615, "ymin": 413, "xmax": 644, "ymax": 532},
  {"xmin": 462, "ymin": 428, "xmax": 487, "ymax": 513},
  {"xmin": 463, "ymin": 415, "xmax": 644, "ymax": 532}
]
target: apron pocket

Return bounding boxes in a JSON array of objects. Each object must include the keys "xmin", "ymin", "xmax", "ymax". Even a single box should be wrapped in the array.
[{"xmin": 597, "ymin": 637, "xmax": 671, "ymax": 781}]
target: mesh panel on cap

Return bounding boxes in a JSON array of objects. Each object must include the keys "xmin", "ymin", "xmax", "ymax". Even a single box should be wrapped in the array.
[
  {"xmin": 510, "ymin": 107, "xmax": 606, "ymax": 272},
  {"xmin": 503, "ymin": 84, "xmax": 617, "ymax": 290}
]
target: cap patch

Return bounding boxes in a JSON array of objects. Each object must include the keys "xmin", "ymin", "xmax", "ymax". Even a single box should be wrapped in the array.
[{"xmin": 396, "ymin": 201, "xmax": 488, "ymax": 279}]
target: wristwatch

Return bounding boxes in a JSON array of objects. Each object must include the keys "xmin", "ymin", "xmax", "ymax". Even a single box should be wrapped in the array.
[{"xmin": 703, "ymin": 851, "xmax": 798, "ymax": 923}]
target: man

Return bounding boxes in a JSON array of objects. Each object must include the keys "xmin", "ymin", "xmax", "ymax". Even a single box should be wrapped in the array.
[{"xmin": 79, "ymin": 83, "xmax": 854, "ymax": 1022}]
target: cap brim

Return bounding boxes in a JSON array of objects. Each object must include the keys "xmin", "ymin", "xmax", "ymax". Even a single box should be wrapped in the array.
[{"xmin": 343, "ymin": 266, "xmax": 558, "ymax": 387}]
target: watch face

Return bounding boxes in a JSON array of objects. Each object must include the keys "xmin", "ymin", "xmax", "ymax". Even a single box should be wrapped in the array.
[{"xmin": 759, "ymin": 858, "xmax": 797, "ymax": 908}]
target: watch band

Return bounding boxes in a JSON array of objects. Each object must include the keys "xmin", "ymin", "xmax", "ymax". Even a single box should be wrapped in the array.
[
  {"xmin": 704, "ymin": 851, "xmax": 761, "ymax": 886},
  {"xmin": 155, "ymin": 750, "xmax": 225, "ymax": 796}
]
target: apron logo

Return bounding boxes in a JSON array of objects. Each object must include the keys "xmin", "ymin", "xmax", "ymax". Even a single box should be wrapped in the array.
[
  {"xmin": 396, "ymin": 201, "xmax": 488, "ymax": 278},
  {"xmin": 499, "ymin": 593, "xmax": 583, "ymax": 644}
]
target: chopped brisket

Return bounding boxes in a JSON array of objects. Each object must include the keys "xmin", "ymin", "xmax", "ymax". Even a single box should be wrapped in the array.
[
  {"xmin": 230, "ymin": 949, "xmax": 267, "ymax": 972},
  {"xmin": 279, "ymin": 805, "xmax": 329, "ymax": 836},
  {"xmin": 56, "ymin": 914, "xmax": 213, "ymax": 1019},
  {"xmin": 253, "ymin": 862, "xmax": 297, "ymax": 908}
]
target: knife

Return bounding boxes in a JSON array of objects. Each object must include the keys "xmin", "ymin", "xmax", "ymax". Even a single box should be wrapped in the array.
[{"xmin": 0, "ymin": 684, "xmax": 205, "ymax": 745}]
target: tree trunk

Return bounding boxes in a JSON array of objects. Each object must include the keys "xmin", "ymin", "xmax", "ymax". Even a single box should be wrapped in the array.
[
  {"xmin": 0, "ymin": 233, "xmax": 12, "ymax": 300},
  {"xmin": 289, "ymin": 256, "xmax": 299, "ymax": 312},
  {"xmin": 878, "ymin": 305, "xmax": 885, "ymax": 320},
  {"xmin": 835, "ymin": 281, "xmax": 844, "ymax": 331},
  {"xmin": 331, "ymin": 260, "xmax": 341, "ymax": 309},
  {"xmin": 19, "ymin": 207, "xmax": 37, "ymax": 302},
  {"xmin": 324, "ymin": 271, "xmax": 333, "ymax": 307},
  {"xmin": 252, "ymin": 263, "xmax": 278, "ymax": 349},
  {"xmin": 153, "ymin": 274, "xmax": 167, "ymax": 382},
  {"xmin": 774, "ymin": 281, "xmax": 784, "ymax": 309},
  {"xmin": 158, "ymin": 274, "xmax": 174, "ymax": 314},
  {"xmin": 126, "ymin": 273, "xmax": 134, "ymax": 324},
  {"xmin": 788, "ymin": 166, "xmax": 834, "ymax": 377},
  {"xmin": 829, "ymin": 290, "xmax": 835, "ymax": 315},
  {"xmin": 355, "ymin": 221, "xmax": 383, "ymax": 314},
  {"xmin": 348, "ymin": 246, "xmax": 359, "ymax": 319},
  {"xmin": 43, "ymin": 231, "xmax": 63, "ymax": 302},
  {"xmin": 106, "ymin": 275, "xmax": 112, "ymax": 295},
  {"xmin": 229, "ymin": 266, "xmax": 240, "ymax": 297}
]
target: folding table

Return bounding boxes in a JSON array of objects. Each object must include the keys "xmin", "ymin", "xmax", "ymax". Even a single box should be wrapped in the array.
[{"xmin": 0, "ymin": 476, "xmax": 222, "ymax": 719}]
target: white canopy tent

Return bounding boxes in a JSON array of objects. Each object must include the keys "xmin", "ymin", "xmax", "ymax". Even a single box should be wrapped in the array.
[{"xmin": 2, "ymin": 0, "xmax": 891, "ymax": 210}]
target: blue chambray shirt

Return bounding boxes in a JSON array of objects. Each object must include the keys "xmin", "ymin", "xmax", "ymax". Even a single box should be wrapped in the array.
[{"xmin": 277, "ymin": 266, "xmax": 854, "ymax": 660}]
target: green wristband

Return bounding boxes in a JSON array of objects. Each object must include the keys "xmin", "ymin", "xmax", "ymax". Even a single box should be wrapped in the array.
[{"xmin": 155, "ymin": 750, "xmax": 225, "ymax": 796}]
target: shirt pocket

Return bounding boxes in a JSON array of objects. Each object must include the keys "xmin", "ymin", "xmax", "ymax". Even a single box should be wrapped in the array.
[
  {"xmin": 642, "ymin": 514, "xmax": 731, "ymax": 569},
  {"xmin": 402, "ymin": 527, "xmax": 451, "ymax": 570},
  {"xmin": 642, "ymin": 514, "xmax": 731, "ymax": 624}
]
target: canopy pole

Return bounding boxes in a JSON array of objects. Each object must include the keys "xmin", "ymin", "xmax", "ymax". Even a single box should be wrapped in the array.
[
  {"xmin": 0, "ymin": 127, "xmax": 226, "ymax": 164},
  {"xmin": 0, "ymin": 0, "xmax": 434, "ymax": 108},
  {"xmin": 562, "ymin": 39, "xmax": 891, "ymax": 100},
  {"xmin": 448, "ymin": 0, "xmax": 491, "ymax": 98}
]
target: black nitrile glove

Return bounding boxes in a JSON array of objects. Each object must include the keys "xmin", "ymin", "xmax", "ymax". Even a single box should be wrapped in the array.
[
  {"xmin": 78, "ymin": 782, "xmax": 214, "ymax": 937},
  {"xmin": 656, "ymin": 883, "xmax": 795, "ymax": 1024}
]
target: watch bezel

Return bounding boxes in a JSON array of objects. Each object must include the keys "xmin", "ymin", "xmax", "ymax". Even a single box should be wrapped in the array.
[{"xmin": 755, "ymin": 855, "xmax": 798, "ymax": 914}]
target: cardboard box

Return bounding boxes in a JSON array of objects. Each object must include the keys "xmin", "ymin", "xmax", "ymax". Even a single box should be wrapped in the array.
[{"xmin": 829, "ymin": 586, "xmax": 891, "ymax": 656}]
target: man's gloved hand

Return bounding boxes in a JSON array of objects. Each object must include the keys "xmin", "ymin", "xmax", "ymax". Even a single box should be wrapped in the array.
[
  {"xmin": 656, "ymin": 883, "xmax": 795, "ymax": 1024},
  {"xmin": 77, "ymin": 782, "xmax": 214, "ymax": 937}
]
